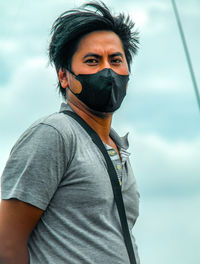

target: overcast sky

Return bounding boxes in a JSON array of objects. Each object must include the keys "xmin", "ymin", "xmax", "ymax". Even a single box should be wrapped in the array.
[{"xmin": 0, "ymin": 0, "xmax": 200, "ymax": 263}]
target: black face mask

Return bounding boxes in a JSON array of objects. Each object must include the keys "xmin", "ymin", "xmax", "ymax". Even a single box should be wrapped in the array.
[{"xmin": 68, "ymin": 68, "xmax": 129, "ymax": 113}]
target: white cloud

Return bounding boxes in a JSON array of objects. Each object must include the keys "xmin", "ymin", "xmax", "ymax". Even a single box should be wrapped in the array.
[
  {"xmin": 131, "ymin": 73, "xmax": 190, "ymax": 94},
  {"xmin": 114, "ymin": 122, "xmax": 200, "ymax": 196},
  {"xmin": 0, "ymin": 56, "xmax": 60, "ymax": 112},
  {"xmin": 129, "ymin": 8, "xmax": 148, "ymax": 29},
  {"xmin": 134, "ymin": 194, "xmax": 200, "ymax": 264},
  {"xmin": 0, "ymin": 40, "xmax": 19, "ymax": 53},
  {"xmin": 132, "ymin": 132, "xmax": 200, "ymax": 172}
]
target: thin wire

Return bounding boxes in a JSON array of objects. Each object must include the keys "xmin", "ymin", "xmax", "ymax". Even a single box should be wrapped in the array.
[{"xmin": 171, "ymin": 0, "xmax": 200, "ymax": 113}]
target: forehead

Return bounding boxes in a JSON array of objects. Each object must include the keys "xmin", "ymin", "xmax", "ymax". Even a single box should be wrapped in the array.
[{"xmin": 75, "ymin": 30, "xmax": 125, "ymax": 55}]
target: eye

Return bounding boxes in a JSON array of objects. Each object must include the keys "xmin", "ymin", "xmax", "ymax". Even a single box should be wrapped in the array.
[
  {"xmin": 84, "ymin": 58, "xmax": 99, "ymax": 65},
  {"xmin": 111, "ymin": 58, "xmax": 123, "ymax": 64}
]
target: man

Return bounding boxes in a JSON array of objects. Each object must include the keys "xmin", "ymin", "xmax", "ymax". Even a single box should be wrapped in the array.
[{"xmin": 0, "ymin": 2, "xmax": 140, "ymax": 264}]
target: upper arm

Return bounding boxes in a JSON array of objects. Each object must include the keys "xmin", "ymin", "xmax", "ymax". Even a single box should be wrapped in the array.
[
  {"xmin": 1, "ymin": 123, "xmax": 67, "ymax": 210},
  {"xmin": 0, "ymin": 199, "xmax": 43, "ymax": 251},
  {"xmin": 0, "ymin": 121, "xmax": 67, "ymax": 262}
]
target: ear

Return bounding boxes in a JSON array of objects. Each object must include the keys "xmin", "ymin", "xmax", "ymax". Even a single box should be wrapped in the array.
[{"xmin": 58, "ymin": 68, "xmax": 68, "ymax": 89}]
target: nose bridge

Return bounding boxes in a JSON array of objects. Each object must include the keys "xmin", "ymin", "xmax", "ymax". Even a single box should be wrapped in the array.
[
  {"xmin": 100, "ymin": 54, "xmax": 111, "ymax": 70},
  {"xmin": 103, "ymin": 59, "xmax": 110, "ymax": 69}
]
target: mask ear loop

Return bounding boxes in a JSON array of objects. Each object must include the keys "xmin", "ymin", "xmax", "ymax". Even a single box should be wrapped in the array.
[
  {"xmin": 66, "ymin": 68, "xmax": 76, "ymax": 77},
  {"xmin": 65, "ymin": 69, "xmax": 81, "ymax": 95}
]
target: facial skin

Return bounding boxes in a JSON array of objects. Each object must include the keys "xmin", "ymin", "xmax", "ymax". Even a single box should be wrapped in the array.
[{"xmin": 59, "ymin": 30, "xmax": 129, "ymax": 112}]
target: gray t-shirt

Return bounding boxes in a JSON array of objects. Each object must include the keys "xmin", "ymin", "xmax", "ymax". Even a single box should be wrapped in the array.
[{"xmin": 1, "ymin": 103, "xmax": 140, "ymax": 264}]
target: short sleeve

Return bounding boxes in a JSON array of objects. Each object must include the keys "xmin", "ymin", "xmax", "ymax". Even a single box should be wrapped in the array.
[{"xmin": 1, "ymin": 123, "xmax": 67, "ymax": 210}]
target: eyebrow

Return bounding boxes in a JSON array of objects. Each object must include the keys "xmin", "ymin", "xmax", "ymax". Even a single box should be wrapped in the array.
[
  {"xmin": 83, "ymin": 52, "xmax": 124, "ymax": 59},
  {"xmin": 110, "ymin": 52, "xmax": 124, "ymax": 58}
]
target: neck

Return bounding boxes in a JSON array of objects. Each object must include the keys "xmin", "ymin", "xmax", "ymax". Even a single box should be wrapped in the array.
[{"xmin": 68, "ymin": 98, "xmax": 113, "ymax": 144}]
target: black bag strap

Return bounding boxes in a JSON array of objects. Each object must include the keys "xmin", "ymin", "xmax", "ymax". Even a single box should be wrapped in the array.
[{"xmin": 62, "ymin": 110, "xmax": 137, "ymax": 264}]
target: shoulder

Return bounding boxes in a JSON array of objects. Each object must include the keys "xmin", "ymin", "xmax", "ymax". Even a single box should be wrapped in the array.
[
  {"xmin": 9, "ymin": 108, "xmax": 85, "ymax": 165},
  {"xmin": 13, "ymin": 111, "xmax": 75, "ymax": 149},
  {"xmin": 31, "ymin": 111, "xmax": 75, "ymax": 136}
]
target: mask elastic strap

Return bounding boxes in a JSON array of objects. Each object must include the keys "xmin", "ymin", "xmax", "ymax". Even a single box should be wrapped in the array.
[
  {"xmin": 66, "ymin": 68, "xmax": 76, "ymax": 77},
  {"xmin": 65, "ymin": 68, "xmax": 79, "ymax": 95}
]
